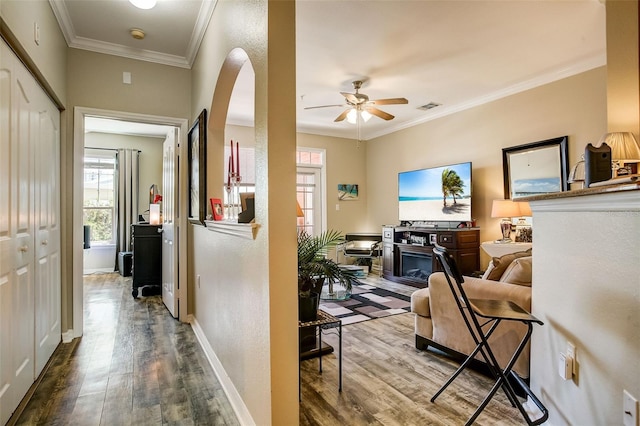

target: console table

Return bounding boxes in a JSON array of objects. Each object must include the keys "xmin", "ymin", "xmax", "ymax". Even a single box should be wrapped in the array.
[
  {"xmin": 299, "ymin": 310, "xmax": 342, "ymax": 398},
  {"xmin": 382, "ymin": 226, "xmax": 480, "ymax": 287}
]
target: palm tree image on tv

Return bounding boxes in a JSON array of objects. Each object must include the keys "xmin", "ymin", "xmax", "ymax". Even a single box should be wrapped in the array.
[
  {"xmin": 441, "ymin": 168, "xmax": 465, "ymax": 207},
  {"xmin": 398, "ymin": 162, "xmax": 472, "ymax": 222}
]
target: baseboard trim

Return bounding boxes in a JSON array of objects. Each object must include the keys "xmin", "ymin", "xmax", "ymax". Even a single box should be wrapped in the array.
[
  {"xmin": 61, "ymin": 329, "xmax": 74, "ymax": 343},
  {"xmin": 190, "ymin": 317, "xmax": 255, "ymax": 426}
]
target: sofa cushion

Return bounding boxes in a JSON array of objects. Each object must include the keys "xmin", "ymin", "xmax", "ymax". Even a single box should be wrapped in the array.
[
  {"xmin": 499, "ymin": 256, "xmax": 532, "ymax": 286},
  {"xmin": 410, "ymin": 287, "xmax": 431, "ymax": 318},
  {"xmin": 485, "ymin": 249, "xmax": 532, "ymax": 281}
]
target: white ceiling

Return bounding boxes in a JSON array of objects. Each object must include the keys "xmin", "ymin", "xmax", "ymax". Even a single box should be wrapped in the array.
[{"xmin": 51, "ymin": 0, "xmax": 607, "ymax": 141}]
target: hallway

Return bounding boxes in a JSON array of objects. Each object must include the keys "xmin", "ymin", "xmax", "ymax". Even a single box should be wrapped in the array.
[{"xmin": 13, "ymin": 273, "xmax": 239, "ymax": 425}]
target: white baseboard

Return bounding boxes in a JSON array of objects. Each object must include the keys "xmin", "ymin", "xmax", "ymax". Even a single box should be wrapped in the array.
[
  {"xmin": 190, "ymin": 318, "xmax": 255, "ymax": 426},
  {"xmin": 61, "ymin": 329, "xmax": 74, "ymax": 343}
]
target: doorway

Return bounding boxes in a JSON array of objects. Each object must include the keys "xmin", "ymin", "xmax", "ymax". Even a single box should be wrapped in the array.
[{"xmin": 72, "ymin": 107, "xmax": 189, "ymax": 339}]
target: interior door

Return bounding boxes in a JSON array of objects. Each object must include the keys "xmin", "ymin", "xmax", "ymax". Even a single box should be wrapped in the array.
[{"xmin": 162, "ymin": 128, "xmax": 179, "ymax": 317}]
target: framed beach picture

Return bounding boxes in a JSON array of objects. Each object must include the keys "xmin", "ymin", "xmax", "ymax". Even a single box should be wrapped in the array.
[
  {"xmin": 338, "ymin": 184, "xmax": 358, "ymax": 200},
  {"xmin": 188, "ymin": 109, "xmax": 207, "ymax": 224},
  {"xmin": 502, "ymin": 136, "xmax": 569, "ymax": 200}
]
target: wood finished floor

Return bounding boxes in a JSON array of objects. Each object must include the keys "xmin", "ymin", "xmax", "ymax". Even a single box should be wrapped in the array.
[
  {"xmin": 299, "ymin": 276, "xmax": 529, "ymax": 426},
  {"xmin": 14, "ymin": 273, "xmax": 239, "ymax": 426},
  {"xmin": 14, "ymin": 273, "xmax": 528, "ymax": 426}
]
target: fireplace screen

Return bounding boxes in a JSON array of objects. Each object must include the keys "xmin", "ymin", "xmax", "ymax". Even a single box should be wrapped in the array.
[{"xmin": 401, "ymin": 252, "xmax": 432, "ymax": 282}]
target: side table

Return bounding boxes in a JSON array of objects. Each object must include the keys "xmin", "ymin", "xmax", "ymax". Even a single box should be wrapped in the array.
[
  {"xmin": 299, "ymin": 310, "xmax": 342, "ymax": 399},
  {"xmin": 481, "ymin": 241, "xmax": 532, "ymax": 258}
]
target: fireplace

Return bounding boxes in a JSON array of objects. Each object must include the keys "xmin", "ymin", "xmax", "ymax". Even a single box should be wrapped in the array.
[{"xmin": 399, "ymin": 249, "xmax": 433, "ymax": 283}]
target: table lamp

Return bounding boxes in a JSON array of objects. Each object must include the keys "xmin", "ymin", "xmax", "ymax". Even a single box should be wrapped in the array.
[
  {"xmin": 491, "ymin": 199, "xmax": 521, "ymax": 243},
  {"xmin": 598, "ymin": 132, "xmax": 640, "ymax": 176}
]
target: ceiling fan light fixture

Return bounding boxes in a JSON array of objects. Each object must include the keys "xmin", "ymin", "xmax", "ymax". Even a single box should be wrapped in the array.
[
  {"xmin": 346, "ymin": 108, "xmax": 358, "ymax": 124},
  {"xmin": 346, "ymin": 108, "xmax": 372, "ymax": 124},
  {"xmin": 129, "ymin": 0, "xmax": 156, "ymax": 10}
]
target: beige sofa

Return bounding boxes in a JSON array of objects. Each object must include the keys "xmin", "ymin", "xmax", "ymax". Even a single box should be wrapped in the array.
[{"xmin": 411, "ymin": 252, "xmax": 533, "ymax": 378}]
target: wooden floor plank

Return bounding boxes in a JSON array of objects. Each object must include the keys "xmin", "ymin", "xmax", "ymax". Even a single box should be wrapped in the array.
[{"xmin": 14, "ymin": 272, "xmax": 531, "ymax": 425}]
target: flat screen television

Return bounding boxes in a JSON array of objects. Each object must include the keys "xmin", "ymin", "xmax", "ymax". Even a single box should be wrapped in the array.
[{"xmin": 398, "ymin": 162, "xmax": 472, "ymax": 222}]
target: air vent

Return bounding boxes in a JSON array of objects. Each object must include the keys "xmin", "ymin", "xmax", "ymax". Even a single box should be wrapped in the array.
[{"xmin": 417, "ymin": 102, "xmax": 441, "ymax": 111}]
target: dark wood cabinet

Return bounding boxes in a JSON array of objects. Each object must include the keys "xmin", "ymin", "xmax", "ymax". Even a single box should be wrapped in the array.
[
  {"xmin": 131, "ymin": 223, "xmax": 162, "ymax": 298},
  {"xmin": 381, "ymin": 226, "xmax": 480, "ymax": 288}
]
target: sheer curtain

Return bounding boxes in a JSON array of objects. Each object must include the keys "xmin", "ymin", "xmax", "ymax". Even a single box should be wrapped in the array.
[{"xmin": 114, "ymin": 148, "xmax": 139, "ymax": 271}]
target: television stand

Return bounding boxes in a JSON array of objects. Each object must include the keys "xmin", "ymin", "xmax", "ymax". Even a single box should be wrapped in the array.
[{"xmin": 381, "ymin": 225, "xmax": 480, "ymax": 288}]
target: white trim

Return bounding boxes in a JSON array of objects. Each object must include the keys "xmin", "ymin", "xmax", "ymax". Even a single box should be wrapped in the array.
[
  {"xmin": 73, "ymin": 107, "xmax": 191, "ymax": 338},
  {"xmin": 49, "ymin": 0, "xmax": 217, "ymax": 69},
  {"xmin": 190, "ymin": 317, "xmax": 256, "ymax": 426},
  {"xmin": 204, "ymin": 220, "xmax": 259, "ymax": 240},
  {"xmin": 61, "ymin": 330, "xmax": 75, "ymax": 344},
  {"xmin": 530, "ymin": 190, "xmax": 640, "ymax": 213}
]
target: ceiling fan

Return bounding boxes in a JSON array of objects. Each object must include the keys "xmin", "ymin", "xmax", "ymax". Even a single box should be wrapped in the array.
[{"xmin": 304, "ymin": 80, "xmax": 408, "ymax": 123}]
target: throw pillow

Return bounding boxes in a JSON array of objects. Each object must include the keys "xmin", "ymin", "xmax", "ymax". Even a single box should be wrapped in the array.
[
  {"xmin": 499, "ymin": 256, "xmax": 532, "ymax": 286},
  {"xmin": 485, "ymin": 248, "xmax": 532, "ymax": 281}
]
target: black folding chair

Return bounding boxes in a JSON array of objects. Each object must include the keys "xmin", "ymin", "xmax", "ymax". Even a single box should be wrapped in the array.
[{"xmin": 430, "ymin": 244, "xmax": 548, "ymax": 426}]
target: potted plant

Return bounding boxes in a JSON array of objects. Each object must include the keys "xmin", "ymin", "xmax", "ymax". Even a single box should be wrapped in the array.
[{"xmin": 297, "ymin": 229, "xmax": 358, "ymax": 322}]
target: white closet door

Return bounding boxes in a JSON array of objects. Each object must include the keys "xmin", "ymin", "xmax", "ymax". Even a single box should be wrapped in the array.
[
  {"xmin": 0, "ymin": 41, "xmax": 18, "ymax": 426},
  {"xmin": 0, "ymin": 40, "xmax": 61, "ymax": 424},
  {"xmin": 0, "ymin": 41, "xmax": 35, "ymax": 424},
  {"xmin": 34, "ymin": 99, "xmax": 61, "ymax": 376}
]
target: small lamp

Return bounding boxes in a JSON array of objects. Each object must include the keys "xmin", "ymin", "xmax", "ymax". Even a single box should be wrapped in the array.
[
  {"xmin": 149, "ymin": 203, "xmax": 161, "ymax": 225},
  {"xmin": 491, "ymin": 199, "xmax": 521, "ymax": 243},
  {"xmin": 346, "ymin": 107, "xmax": 372, "ymax": 124},
  {"xmin": 598, "ymin": 132, "xmax": 640, "ymax": 176},
  {"xmin": 296, "ymin": 201, "xmax": 304, "ymax": 217}
]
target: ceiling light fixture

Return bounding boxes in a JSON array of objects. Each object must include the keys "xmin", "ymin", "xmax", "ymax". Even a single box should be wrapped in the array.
[
  {"xmin": 346, "ymin": 107, "xmax": 372, "ymax": 124},
  {"xmin": 129, "ymin": 0, "xmax": 156, "ymax": 10},
  {"xmin": 130, "ymin": 28, "xmax": 145, "ymax": 40}
]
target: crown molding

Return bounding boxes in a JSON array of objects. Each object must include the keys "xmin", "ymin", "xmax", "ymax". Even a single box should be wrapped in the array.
[{"xmin": 49, "ymin": 0, "xmax": 215, "ymax": 69}]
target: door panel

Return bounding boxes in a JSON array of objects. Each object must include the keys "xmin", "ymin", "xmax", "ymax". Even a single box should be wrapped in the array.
[
  {"xmin": 162, "ymin": 129, "xmax": 178, "ymax": 317},
  {"xmin": 0, "ymin": 40, "xmax": 60, "ymax": 423}
]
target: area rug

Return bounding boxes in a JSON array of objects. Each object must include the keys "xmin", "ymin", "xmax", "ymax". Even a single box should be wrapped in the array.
[{"xmin": 319, "ymin": 284, "xmax": 411, "ymax": 325}]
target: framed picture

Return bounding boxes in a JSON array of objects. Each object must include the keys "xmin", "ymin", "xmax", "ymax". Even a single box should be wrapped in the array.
[
  {"xmin": 210, "ymin": 198, "xmax": 224, "ymax": 221},
  {"xmin": 502, "ymin": 136, "xmax": 569, "ymax": 199},
  {"xmin": 188, "ymin": 109, "xmax": 207, "ymax": 224},
  {"xmin": 338, "ymin": 184, "xmax": 359, "ymax": 200}
]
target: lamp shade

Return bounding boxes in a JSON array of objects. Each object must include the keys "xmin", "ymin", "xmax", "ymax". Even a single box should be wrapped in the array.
[
  {"xmin": 516, "ymin": 201, "xmax": 532, "ymax": 217},
  {"xmin": 296, "ymin": 201, "xmax": 304, "ymax": 217},
  {"xmin": 599, "ymin": 132, "xmax": 640, "ymax": 160},
  {"xmin": 491, "ymin": 199, "xmax": 521, "ymax": 218},
  {"xmin": 149, "ymin": 203, "xmax": 161, "ymax": 225}
]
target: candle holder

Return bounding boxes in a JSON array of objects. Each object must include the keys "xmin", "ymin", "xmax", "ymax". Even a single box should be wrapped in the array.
[{"xmin": 225, "ymin": 173, "xmax": 242, "ymax": 220}]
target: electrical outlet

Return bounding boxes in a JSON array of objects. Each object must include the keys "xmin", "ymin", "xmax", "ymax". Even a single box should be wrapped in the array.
[{"xmin": 624, "ymin": 390, "xmax": 638, "ymax": 426}]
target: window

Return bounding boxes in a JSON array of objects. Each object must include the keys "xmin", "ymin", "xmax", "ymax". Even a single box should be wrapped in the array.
[
  {"xmin": 220, "ymin": 146, "xmax": 325, "ymax": 234},
  {"xmin": 297, "ymin": 148, "xmax": 324, "ymax": 236},
  {"xmin": 83, "ymin": 151, "xmax": 116, "ymax": 245}
]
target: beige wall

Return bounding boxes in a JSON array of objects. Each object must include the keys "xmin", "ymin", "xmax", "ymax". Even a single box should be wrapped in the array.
[
  {"xmin": 297, "ymin": 133, "xmax": 368, "ymax": 234},
  {"xmin": 189, "ymin": 1, "xmax": 297, "ymax": 425},
  {"xmin": 0, "ymin": 0, "xmax": 67, "ymax": 106},
  {"xmin": 605, "ymin": 0, "xmax": 640, "ymax": 135},
  {"xmin": 366, "ymin": 67, "xmax": 608, "ymax": 257}
]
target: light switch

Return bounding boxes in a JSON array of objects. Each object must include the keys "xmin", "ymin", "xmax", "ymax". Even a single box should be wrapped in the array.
[{"xmin": 123, "ymin": 72, "xmax": 132, "ymax": 84}]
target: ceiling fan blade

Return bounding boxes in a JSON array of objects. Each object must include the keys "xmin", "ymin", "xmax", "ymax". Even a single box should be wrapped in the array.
[
  {"xmin": 304, "ymin": 104, "xmax": 345, "ymax": 110},
  {"xmin": 370, "ymin": 97, "xmax": 409, "ymax": 105},
  {"xmin": 334, "ymin": 109, "xmax": 350, "ymax": 122},
  {"xmin": 340, "ymin": 92, "xmax": 360, "ymax": 104},
  {"xmin": 366, "ymin": 107, "xmax": 395, "ymax": 121}
]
